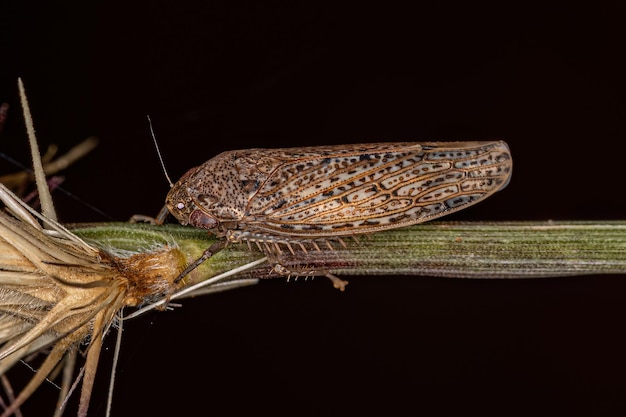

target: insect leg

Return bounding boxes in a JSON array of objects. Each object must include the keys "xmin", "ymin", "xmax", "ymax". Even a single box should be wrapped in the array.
[
  {"xmin": 297, "ymin": 242, "xmax": 308, "ymax": 254},
  {"xmin": 129, "ymin": 205, "xmax": 170, "ymax": 225},
  {"xmin": 271, "ymin": 262, "xmax": 348, "ymax": 291},
  {"xmin": 154, "ymin": 205, "xmax": 171, "ymax": 225},
  {"xmin": 273, "ymin": 242, "xmax": 282, "ymax": 254},
  {"xmin": 325, "ymin": 274, "xmax": 349, "ymax": 291},
  {"xmin": 174, "ymin": 239, "xmax": 226, "ymax": 283},
  {"xmin": 285, "ymin": 242, "xmax": 296, "ymax": 255}
]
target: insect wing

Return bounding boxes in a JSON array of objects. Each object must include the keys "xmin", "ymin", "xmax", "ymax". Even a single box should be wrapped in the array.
[{"xmin": 243, "ymin": 141, "xmax": 511, "ymax": 237}]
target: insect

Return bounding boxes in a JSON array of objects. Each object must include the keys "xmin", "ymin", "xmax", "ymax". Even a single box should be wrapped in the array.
[{"xmin": 162, "ymin": 141, "xmax": 512, "ymax": 284}]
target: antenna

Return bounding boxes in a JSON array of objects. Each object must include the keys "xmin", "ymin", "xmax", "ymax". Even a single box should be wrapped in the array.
[{"xmin": 147, "ymin": 115, "xmax": 174, "ymax": 187}]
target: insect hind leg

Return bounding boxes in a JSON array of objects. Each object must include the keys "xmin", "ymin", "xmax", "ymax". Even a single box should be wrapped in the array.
[
  {"xmin": 238, "ymin": 234, "xmax": 350, "ymax": 290},
  {"xmin": 325, "ymin": 273, "xmax": 349, "ymax": 291},
  {"xmin": 271, "ymin": 262, "xmax": 349, "ymax": 291}
]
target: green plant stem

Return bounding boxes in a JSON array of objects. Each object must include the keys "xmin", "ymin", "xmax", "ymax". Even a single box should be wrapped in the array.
[{"xmin": 72, "ymin": 221, "xmax": 626, "ymax": 284}]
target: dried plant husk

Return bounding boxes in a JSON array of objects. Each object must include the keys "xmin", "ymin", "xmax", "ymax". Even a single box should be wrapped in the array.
[
  {"xmin": 0, "ymin": 79, "xmax": 266, "ymax": 417},
  {"xmin": 0, "ymin": 182, "xmax": 186, "ymax": 416}
]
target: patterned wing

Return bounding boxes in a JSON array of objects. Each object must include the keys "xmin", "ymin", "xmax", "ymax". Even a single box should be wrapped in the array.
[{"xmin": 242, "ymin": 141, "xmax": 512, "ymax": 237}]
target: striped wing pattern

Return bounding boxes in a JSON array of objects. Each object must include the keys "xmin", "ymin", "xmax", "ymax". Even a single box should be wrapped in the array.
[{"xmin": 243, "ymin": 141, "xmax": 511, "ymax": 237}]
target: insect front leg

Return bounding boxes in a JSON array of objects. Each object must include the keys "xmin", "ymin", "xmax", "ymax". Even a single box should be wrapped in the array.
[
  {"xmin": 173, "ymin": 239, "xmax": 227, "ymax": 283},
  {"xmin": 129, "ymin": 205, "xmax": 170, "ymax": 225}
]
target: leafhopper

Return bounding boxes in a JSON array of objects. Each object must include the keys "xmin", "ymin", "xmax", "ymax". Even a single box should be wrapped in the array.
[{"xmin": 162, "ymin": 141, "xmax": 512, "ymax": 284}]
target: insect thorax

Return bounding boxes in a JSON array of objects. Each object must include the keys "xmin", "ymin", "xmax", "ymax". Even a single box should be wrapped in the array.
[{"xmin": 184, "ymin": 150, "xmax": 275, "ymax": 222}]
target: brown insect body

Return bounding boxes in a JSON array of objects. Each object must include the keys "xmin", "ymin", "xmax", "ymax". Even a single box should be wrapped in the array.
[{"xmin": 166, "ymin": 141, "xmax": 512, "ymax": 250}]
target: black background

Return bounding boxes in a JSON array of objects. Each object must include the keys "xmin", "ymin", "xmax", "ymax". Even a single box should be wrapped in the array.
[{"xmin": 2, "ymin": 1, "xmax": 626, "ymax": 416}]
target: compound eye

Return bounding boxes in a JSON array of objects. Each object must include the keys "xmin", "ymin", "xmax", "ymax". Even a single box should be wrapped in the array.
[{"xmin": 189, "ymin": 209, "xmax": 218, "ymax": 230}]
